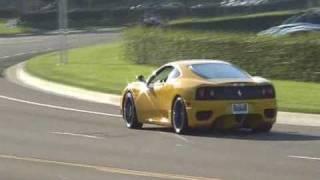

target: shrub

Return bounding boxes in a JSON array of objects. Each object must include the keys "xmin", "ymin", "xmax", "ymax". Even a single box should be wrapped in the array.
[
  {"xmin": 124, "ymin": 27, "xmax": 320, "ymax": 82},
  {"xmin": 169, "ymin": 10, "xmax": 303, "ymax": 32},
  {"xmin": 0, "ymin": 8, "xmax": 17, "ymax": 18}
]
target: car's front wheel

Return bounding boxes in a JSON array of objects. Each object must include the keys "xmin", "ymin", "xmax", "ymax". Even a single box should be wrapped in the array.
[
  {"xmin": 172, "ymin": 97, "xmax": 189, "ymax": 134},
  {"xmin": 123, "ymin": 92, "xmax": 143, "ymax": 129}
]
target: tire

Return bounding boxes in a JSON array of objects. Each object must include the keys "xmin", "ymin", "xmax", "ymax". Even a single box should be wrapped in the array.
[
  {"xmin": 172, "ymin": 97, "xmax": 189, "ymax": 134},
  {"xmin": 123, "ymin": 92, "xmax": 143, "ymax": 129}
]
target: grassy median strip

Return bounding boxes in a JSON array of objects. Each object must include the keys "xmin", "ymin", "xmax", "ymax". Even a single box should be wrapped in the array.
[
  {"xmin": 26, "ymin": 43, "xmax": 154, "ymax": 94},
  {"xmin": 26, "ymin": 42, "xmax": 320, "ymax": 114},
  {"xmin": 0, "ymin": 19, "xmax": 28, "ymax": 35},
  {"xmin": 273, "ymin": 80, "xmax": 320, "ymax": 114}
]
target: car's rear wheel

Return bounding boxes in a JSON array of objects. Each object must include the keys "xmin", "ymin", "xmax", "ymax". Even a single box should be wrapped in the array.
[
  {"xmin": 172, "ymin": 97, "xmax": 189, "ymax": 134},
  {"xmin": 123, "ymin": 92, "xmax": 143, "ymax": 129}
]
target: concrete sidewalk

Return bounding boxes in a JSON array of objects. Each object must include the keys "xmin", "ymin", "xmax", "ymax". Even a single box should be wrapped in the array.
[{"xmin": 5, "ymin": 62, "xmax": 320, "ymax": 127}]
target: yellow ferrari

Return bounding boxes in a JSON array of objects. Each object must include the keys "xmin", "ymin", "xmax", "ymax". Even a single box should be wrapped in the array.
[{"xmin": 121, "ymin": 60, "xmax": 277, "ymax": 134}]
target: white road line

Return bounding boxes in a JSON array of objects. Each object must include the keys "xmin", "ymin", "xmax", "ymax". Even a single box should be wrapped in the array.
[
  {"xmin": 14, "ymin": 53, "xmax": 27, "ymax": 56},
  {"xmin": 289, "ymin": 155, "xmax": 320, "ymax": 161},
  {"xmin": 0, "ymin": 52, "xmax": 39, "ymax": 59},
  {"xmin": 50, "ymin": 132, "xmax": 104, "ymax": 139},
  {"xmin": 0, "ymin": 154, "xmax": 218, "ymax": 180},
  {"xmin": 0, "ymin": 95, "xmax": 122, "ymax": 118},
  {"xmin": 30, "ymin": 50, "xmax": 38, "ymax": 54},
  {"xmin": 0, "ymin": 38, "xmax": 47, "ymax": 45},
  {"xmin": 10, "ymin": 53, "xmax": 27, "ymax": 57},
  {"xmin": 157, "ymin": 131, "xmax": 190, "ymax": 143},
  {"xmin": 0, "ymin": 41, "xmax": 39, "ymax": 45},
  {"xmin": 0, "ymin": 56, "xmax": 10, "ymax": 59},
  {"xmin": 174, "ymin": 134, "xmax": 190, "ymax": 143}
]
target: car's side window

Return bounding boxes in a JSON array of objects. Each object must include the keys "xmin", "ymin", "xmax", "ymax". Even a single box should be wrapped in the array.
[
  {"xmin": 148, "ymin": 66, "xmax": 174, "ymax": 86},
  {"xmin": 167, "ymin": 68, "xmax": 181, "ymax": 81}
]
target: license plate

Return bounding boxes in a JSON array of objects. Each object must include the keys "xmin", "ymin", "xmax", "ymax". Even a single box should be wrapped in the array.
[{"xmin": 232, "ymin": 103, "xmax": 248, "ymax": 114}]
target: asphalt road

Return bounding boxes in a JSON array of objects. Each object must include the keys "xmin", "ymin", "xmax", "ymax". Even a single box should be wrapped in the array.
[{"xmin": 0, "ymin": 33, "xmax": 319, "ymax": 180}]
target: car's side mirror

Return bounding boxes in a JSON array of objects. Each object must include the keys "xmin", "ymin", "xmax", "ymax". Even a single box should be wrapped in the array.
[{"xmin": 136, "ymin": 75, "xmax": 146, "ymax": 83}]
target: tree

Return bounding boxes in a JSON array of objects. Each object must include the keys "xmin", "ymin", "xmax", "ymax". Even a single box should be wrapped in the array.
[{"xmin": 16, "ymin": 0, "xmax": 27, "ymax": 14}]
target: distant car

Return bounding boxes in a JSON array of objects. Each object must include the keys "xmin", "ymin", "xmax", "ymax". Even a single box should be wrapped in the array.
[
  {"xmin": 258, "ymin": 23, "xmax": 305, "ymax": 36},
  {"xmin": 278, "ymin": 23, "xmax": 320, "ymax": 35},
  {"xmin": 129, "ymin": 4, "xmax": 144, "ymax": 10},
  {"xmin": 160, "ymin": 2, "xmax": 184, "ymax": 9},
  {"xmin": 190, "ymin": 4, "xmax": 204, "ymax": 9},
  {"xmin": 142, "ymin": 16, "xmax": 163, "ymax": 27},
  {"xmin": 39, "ymin": 2, "xmax": 57, "ymax": 12},
  {"xmin": 258, "ymin": 23, "xmax": 320, "ymax": 36},
  {"xmin": 121, "ymin": 60, "xmax": 277, "ymax": 134},
  {"xmin": 220, "ymin": 0, "xmax": 268, "ymax": 7}
]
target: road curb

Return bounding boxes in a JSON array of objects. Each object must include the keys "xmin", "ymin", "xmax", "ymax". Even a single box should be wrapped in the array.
[
  {"xmin": 6, "ymin": 61, "xmax": 320, "ymax": 127},
  {"xmin": 5, "ymin": 62, "xmax": 121, "ymax": 106}
]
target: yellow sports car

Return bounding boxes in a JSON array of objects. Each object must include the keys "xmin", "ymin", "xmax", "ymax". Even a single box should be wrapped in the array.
[{"xmin": 121, "ymin": 60, "xmax": 277, "ymax": 134}]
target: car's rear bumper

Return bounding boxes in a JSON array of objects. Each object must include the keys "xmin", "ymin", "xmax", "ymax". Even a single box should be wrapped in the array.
[{"xmin": 185, "ymin": 99, "xmax": 277, "ymax": 129}]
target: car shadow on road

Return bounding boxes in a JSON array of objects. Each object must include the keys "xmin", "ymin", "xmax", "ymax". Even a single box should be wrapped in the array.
[
  {"xmin": 141, "ymin": 127, "xmax": 320, "ymax": 141},
  {"xmin": 189, "ymin": 130, "xmax": 320, "ymax": 141}
]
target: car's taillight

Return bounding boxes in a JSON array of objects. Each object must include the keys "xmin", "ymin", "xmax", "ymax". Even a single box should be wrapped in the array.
[
  {"xmin": 196, "ymin": 87, "xmax": 216, "ymax": 100},
  {"xmin": 262, "ymin": 85, "xmax": 275, "ymax": 98}
]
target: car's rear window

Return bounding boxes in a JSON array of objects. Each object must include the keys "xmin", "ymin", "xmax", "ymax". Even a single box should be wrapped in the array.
[{"xmin": 190, "ymin": 63, "xmax": 250, "ymax": 79}]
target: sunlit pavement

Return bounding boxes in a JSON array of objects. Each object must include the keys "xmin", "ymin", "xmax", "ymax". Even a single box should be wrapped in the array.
[{"xmin": 0, "ymin": 33, "xmax": 319, "ymax": 180}]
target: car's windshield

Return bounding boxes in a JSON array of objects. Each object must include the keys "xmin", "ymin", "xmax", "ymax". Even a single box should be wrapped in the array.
[{"xmin": 190, "ymin": 63, "xmax": 250, "ymax": 79}]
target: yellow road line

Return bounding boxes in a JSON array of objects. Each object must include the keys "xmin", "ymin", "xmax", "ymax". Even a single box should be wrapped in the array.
[{"xmin": 0, "ymin": 154, "xmax": 220, "ymax": 180}]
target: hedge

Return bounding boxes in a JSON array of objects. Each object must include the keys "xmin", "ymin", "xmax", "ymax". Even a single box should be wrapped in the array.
[
  {"xmin": 124, "ymin": 27, "xmax": 320, "ymax": 82},
  {"xmin": 169, "ymin": 10, "xmax": 304, "ymax": 32},
  {"xmin": 0, "ymin": 8, "xmax": 18, "ymax": 18}
]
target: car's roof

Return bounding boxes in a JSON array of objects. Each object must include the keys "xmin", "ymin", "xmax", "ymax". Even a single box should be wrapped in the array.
[{"xmin": 167, "ymin": 59, "xmax": 230, "ymax": 66}]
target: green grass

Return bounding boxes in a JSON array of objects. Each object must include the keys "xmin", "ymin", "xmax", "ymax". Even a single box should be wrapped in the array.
[
  {"xmin": 0, "ymin": 19, "xmax": 29, "ymax": 35},
  {"xmin": 26, "ymin": 42, "xmax": 320, "ymax": 114},
  {"xmin": 26, "ymin": 43, "xmax": 154, "ymax": 94},
  {"xmin": 273, "ymin": 80, "xmax": 320, "ymax": 114}
]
